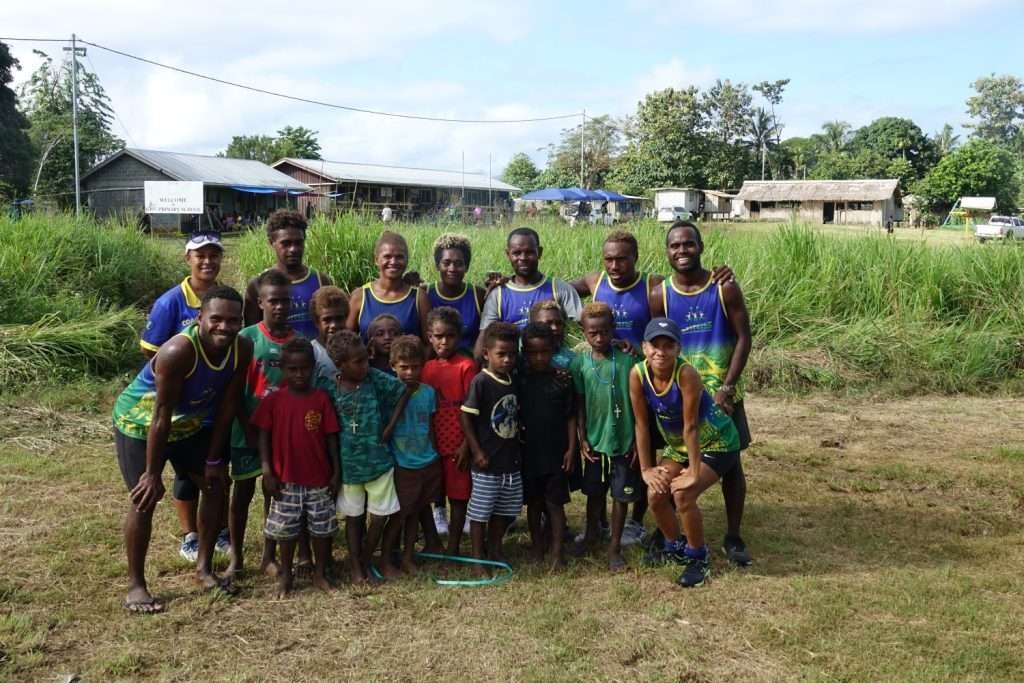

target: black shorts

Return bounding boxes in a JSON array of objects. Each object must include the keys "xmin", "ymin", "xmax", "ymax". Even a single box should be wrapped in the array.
[
  {"xmin": 113, "ymin": 427, "xmax": 210, "ymax": 495},
  {"xmin": 523, "ymin": 471, "xmax": 570, "ymax": 506},
  {"xmin": 581, "ymin": 454, "xmax": 642, "ymax": 504},
  {"xmin": 700, "ymin": 451, "xmax": 741, "ymax": 478},
  {"xmin": 731, "ymin": 400, "xmax": 752, "ymax": 451}
]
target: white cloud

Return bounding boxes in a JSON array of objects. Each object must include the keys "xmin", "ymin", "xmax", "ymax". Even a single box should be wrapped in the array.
[
  {"xmin": 634, "ymin": 0, "xmax": 1012, "ymax": 32},
  {"xmin": 627, "ymin": 58, "xmax": 717, "ymax": 109}
]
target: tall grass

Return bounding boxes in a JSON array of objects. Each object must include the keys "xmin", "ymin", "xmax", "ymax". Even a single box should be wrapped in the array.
[
  {"xmin": 0, "ymin": 214, "xmax": 178, "ymax": 390},
  {"xmin": 238, "ymin": 217, "xmax": 1024, "ymax": 394}
]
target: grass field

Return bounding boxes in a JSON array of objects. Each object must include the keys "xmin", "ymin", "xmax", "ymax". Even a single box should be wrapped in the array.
[
  {"xmin": 3, "ymin": 215, "xmax": 1024, "ymax": 681},
  {"xmin": 2, "ymin": 385, "xmax": 1023, "ymax": 681}
]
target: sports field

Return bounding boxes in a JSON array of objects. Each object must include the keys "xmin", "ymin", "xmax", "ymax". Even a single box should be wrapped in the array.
[{"xmin": 1, "ymin": 216, "xmax": 1023, "ymax": 681}]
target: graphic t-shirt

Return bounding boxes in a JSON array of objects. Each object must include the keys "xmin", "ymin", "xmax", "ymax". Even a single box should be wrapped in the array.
[
  {"xmin": 570, "ymin": 348, "xmax": 636, "ymax": 457},
  {"xmin": 421, "ymin": 355, "xmax": 477, "ymax": 458},
  {"xmin": 249, "ymin": 387, "xmax": 339, "ymax": 487},
  {"xmin": 389, "ymin": 384, "xmax": 439, "ymax": 470},
  {"xmin": 327, "ymin": 369, "xmax": 404, "ymax": 485},
  {"xmin": 517, "ymin": 370, "xmax": 574, "ymax": 477},
  {"xmin": 461, "ymin": 370, "xmax": 520, "ymax": 474},
  {"xmin": 230, "ymin": 323, "xmax": 295, "ymax": 450}
]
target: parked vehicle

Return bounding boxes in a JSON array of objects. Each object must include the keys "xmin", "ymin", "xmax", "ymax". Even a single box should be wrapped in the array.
[
  {"xmin": 656, "ymin": 206, "xmax": 692, "ymax": 223},
  {"xmin": 975, "ymin": 215, "xmax": 1024, "ymax": 242}
]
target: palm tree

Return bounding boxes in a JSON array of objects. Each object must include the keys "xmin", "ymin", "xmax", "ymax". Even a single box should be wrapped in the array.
[
  {"xmin": 934, "ymin": 123, "xmax": 960, "ymax": 157},
  {"xmin": 746, "ymin": 108, "xmax": 780, "ymax": 179},
  {"xmin": 820, "ymin": 120, "xmax": 851, "ymax": 153}
]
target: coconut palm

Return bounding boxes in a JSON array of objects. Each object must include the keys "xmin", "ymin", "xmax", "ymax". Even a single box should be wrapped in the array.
[
  {"xmin": 934, "ymin": 123, "xmax": 960, "ymax": 157},
  {"xmin": 820, "ymin": 120, "xmax": 851, "ymax": 153}
]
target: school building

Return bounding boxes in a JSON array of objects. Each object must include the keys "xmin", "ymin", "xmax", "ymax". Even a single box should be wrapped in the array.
[{"xmin": 736, "ymin": 179, "xmax": 902, "ymax": 226}]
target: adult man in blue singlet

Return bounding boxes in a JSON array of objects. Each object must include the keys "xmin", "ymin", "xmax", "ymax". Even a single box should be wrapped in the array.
[
  {"xmin": 661, "ymin": 221, "xmax": 754, "ymax": 566},
  {"xmin": 244, "ymin": 209, "xmax": 335, "ymax": 339},
  {"xmin": 112, "ymin": 287, "xmax": 253, "ymax": 613},
  {"xmin": 475, "ymin": 227, "xmax": 582, "ymax": 360}
]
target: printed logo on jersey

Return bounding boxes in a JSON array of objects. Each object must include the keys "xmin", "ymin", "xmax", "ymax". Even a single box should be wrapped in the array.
[
  {"xmin": 304, "ymin": 410, "xmax": 322, "ymax": 432},
  {"xmin": 680, "ymin": 306, "xmax": 712, "ymax": 334},
  {"xmin": 490, "ymin": 393, "xmax": 519, "ymax": 439}
]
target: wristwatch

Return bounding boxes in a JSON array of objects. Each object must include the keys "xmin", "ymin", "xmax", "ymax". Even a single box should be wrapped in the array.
[{"xmin": 720, "ymin": 384, "xmax": 736, "ymax": 396}]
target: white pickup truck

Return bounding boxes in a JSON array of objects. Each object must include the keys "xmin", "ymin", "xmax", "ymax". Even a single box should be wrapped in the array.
[{"xmin": 975, "ymin": 215, "xmax": 1024, "ymax": 242}]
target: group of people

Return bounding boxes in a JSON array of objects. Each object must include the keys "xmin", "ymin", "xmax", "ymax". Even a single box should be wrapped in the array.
[{"xmin": 112, "ymin": 208, "xmax": 753, "ymax": 613}]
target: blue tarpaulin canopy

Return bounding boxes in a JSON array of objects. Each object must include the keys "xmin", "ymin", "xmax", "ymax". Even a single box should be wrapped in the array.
[
  {"xmin": 520, "ymin": 187, "xmax": 587, "ymax": 201},
  {"xmin": 593, "ymin": 189, "xmax": 628, "ymax": 201},
  {"xmin": 564, "ymin": 187, "xmax": 604, "ymax": 200},
  {"xmin": 231, "ymin": 186, "xmax": 308, "ymax": 195}
]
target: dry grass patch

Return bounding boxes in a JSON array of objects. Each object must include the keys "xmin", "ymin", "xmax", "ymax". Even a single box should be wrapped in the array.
[{"xmin": 2, "ymin": 393, "xmax": 1023, "ymax": 681}]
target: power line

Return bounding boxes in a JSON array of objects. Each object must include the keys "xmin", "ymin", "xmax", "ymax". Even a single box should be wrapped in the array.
[
  {"xmin": 0, "ymin": 36, "xmax": 68, "ymax": 42},
  {"xmin": 72, "ymin": 38, "xmax": 582, "ymax": 125}
]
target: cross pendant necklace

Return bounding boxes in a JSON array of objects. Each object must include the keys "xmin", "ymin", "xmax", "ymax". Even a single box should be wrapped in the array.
[
  {"xmin": 349, "ymin": 417, "xmax": 359, "ymax": 433},
  {"xmin": 613, "ymin": 403, "xmax": 623, "ymax": 420}
]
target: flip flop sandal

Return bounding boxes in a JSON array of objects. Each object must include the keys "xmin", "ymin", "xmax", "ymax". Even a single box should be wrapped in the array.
[{"xmin": 123, "ymin": 598, "xmax": 165, "ymax": 614}]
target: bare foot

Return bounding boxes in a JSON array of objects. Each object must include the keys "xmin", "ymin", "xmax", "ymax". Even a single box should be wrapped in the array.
[
  {"xmin": 529, "ymin": 544, "xmax": 545, "ymax": 563},
  {"xmin": 223, "ymin": 560, "xmax": 244, "ymax": 580},
  {"xmin": 276, "ymin": 574, "xmax": 293, "ymax": 599},
  {"xmin": 350, "ymin": 563, "xmax": 368, "ymax": 583},
  {"xmin": 311, "ymin": 573, "xmax": 334, "ymax": 593},
  {"xmin": 380, "ymin": 561, "xmax": 404, "ymax": 580},
  {"xmin": 195, "ymin": 570, "xmax": 238, "ymax": 596},
  {"xmin": 550, "ymin": 554, "xmax": 567, "ymax": 571},
  {"xmin": 471, "ymin": 562, "xmax": 489, "ymax": 578},
  {"xmin": 260, "ymin": 560, "xmax": 280, "ymax": 578},
  {"xmin": 401, "ymin": 557, "xmax": 418, "ymax": 575},
  {"xmin": 295, "ymin": 560, "xmax": 313, "ymax": 579},
  {"xmin": 608, "ymin": 552, "xmax": 627, "ymax": 573},
  {"xmin": 124, "ymin": 585, "xmax": 164, "ymax": 614}
]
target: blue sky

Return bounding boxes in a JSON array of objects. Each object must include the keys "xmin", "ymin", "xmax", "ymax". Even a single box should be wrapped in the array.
[{"xmin": 4, "ymin": 0, "xmax": 1023, "ymax": 176}]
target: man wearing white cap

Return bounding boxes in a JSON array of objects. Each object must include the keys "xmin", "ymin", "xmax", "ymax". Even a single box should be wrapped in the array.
[{"xmin": 140, "ymin": 231, "xmax": 231, "ymax": 563}]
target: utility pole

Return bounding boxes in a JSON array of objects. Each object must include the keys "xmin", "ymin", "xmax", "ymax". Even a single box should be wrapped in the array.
[
  {"xmin": 761, "ymin": 143, "xmax": 766, "ymax": 181},
  {"xmin": 63, "ymin": 34, "xmax": 86, "ymax": 215},
  {"xmin": 580, "ymin": 109, "xmax": 586, "ymax": 188}
]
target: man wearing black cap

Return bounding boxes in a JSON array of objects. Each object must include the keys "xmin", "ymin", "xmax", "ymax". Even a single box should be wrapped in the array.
[{"xmin": 628, "ymin": 318, "xmax": 742, "ymax": 588}]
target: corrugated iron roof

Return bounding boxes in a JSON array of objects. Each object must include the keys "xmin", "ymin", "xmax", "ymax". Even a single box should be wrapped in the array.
[
  {"xmin": 959, "ymin": 196, "xmax": 996, "ymax": 210},
  {"xmin": 277, "ymin": 158, "xmax": 520, "ymax": 193},
  {"xmin": 83, "ymin": 148, "xmax": 311, "ymax": 191},
  {"xmin": 737, "ymin": 179, "xmax": 899, "ymax": 202}
]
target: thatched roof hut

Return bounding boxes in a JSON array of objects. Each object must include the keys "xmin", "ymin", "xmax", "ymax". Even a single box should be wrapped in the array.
[{"xmin": 736, "ymin": 179, "xmax": 902, "ymax": 226}]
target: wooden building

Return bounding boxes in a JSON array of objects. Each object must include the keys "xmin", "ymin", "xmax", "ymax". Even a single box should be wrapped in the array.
[
  {"xmin": 81, "ymin": 148, "xmax": 311, "ymax": 231},
  {"xmin": 736, "ymin": 179, "xmax": 902, "ymax": 226},
  {"xmin": 273, "ymin": 158, "xmax": 520, "ymax": 221}
]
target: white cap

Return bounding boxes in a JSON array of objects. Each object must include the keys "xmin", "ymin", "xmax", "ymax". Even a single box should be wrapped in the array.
[{"xmin": 185, "ymin": 232, "xmax": 224, "ymax": 253}]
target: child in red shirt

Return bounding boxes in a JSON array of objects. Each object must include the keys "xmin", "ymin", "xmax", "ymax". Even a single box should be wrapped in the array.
[
  {"xmin": 251, "ymin": 338, "xmax": 340, "ymax": 597},
  {"xmin": 420, "ymin": 307, "xmax": 477, "ymax": 556}
]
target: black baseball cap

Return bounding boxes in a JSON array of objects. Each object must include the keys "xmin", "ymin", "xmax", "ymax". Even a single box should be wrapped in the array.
[{"xmin": 643, "ymin": 317, "xmax": 682, "ymax": 344}]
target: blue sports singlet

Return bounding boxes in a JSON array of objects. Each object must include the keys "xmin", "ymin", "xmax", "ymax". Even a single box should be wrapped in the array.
[
  {"xmin": 285, "ymin": 269, "xmax": 324, "ymax": 340},
  {"xmin": 593, "ymin": 272, "xmax": 650, "ymax": 348},
  {"xmin": 358, "ymin": 283, "xmax": 421, "ymax": 340},
  {"xmin": 426, "ymin": 283, "xmax": 480, "ymax": 352},
  {"xmin": 497, "ymin": 278, "xmax": 556, "ymax": 329},
  {"xmin": 113, "ymin": 324, "xmax": 239, "ymax": 442},
  {"xmin": 636, "ymin": 359, "xmax": 739, "ymax": 458},
  {"xmin": 663, "ymin": 277, "xmax": 740, "ymax": 397}
]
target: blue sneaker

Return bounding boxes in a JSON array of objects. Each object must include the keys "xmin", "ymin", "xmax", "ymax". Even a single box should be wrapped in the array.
[
  {"xmin": 676, "ymin": 547, "xmax": 710, "ymax": 588},
  {"xmin": 179, "ymin": 532, "xmax": 199, "ymax": 563},
  {"xmin": 215, "ymin": 528, "xmax": 231, "ymax": 556}
]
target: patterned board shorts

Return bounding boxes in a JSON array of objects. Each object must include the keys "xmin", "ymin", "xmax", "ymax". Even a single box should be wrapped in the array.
[{"xmin": 264, "ymin": 483, "xmax": 338, "ymax": 540}]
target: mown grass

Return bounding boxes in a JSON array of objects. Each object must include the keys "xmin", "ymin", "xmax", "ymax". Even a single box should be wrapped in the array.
[
  {"xmin": 0, "ymin": 214, "xmax": 179, "ymax": 391},
  {"xmin": 238, "ymin": 216, "xmax": 1024, "ymax": 394},
  {"xmin": 2, "ymin": 391, "xmax": 1023, "ymax": 681}
]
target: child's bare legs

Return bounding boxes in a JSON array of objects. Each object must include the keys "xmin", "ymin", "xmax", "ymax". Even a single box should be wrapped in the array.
[
  {"xmin": 226, "ymin": 477, "xmax": 256, "ymax": 577},
  {"xmin": 260, "ymin": 492, "xmax": 278, "ymax": 576},
  {"xmin": 296, "ymin": 529, "xmax": 313, "ymax": 574},
  {"xmin": 276, "ymin": 537, "xmax": 295, "ymax": 598},
  {"xmin": 311, "ymin": 535, "xmax": 333, "ymax": 592},
  {"xmin": 584, "ymin": 493, "xmax": 605, "ymax": 544},
  {"xmin": 378, "ymin": 514, "xmax": 403, "ymax": 578},
  {"xmin": 362, "ymin": 513, "xmax": 386, "ymax": 576},
  {"xmin": 526, "ymin": 500, "xmax": 546, "ymax": 562},
  {"xmin": 608, "ymin": 499, "xmax": 628, "ymax": 572},
  {"xmin": 401, "ymin": 512, "xmax": 420, "ymax": 574},
  {"xmin": 546, "ymin": 502, "xmax": 567, "ymax": 568},
  {"xmin": 487, "ymin": 515, "xmax": 511, "ymax": 565},
  {"xmin": 470, "ymin": 520, "xmax": 488, "ymax": 576},
  {"xmin": 446, "ymin": 500, "xmax": 467, "ymax": 556},
  {"xmin": 345, "ymin": 515, "xmax": 367, "ymax": 582},
  {"xmin": 418, "ymin": 506, "xmax": 443, "ymax": 554}
]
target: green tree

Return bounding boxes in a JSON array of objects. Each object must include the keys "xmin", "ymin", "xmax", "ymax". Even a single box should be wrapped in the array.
[
  {"xmin": 745, "ymin": 108, "xmax": 780, "ymax": 179},
  {"xmin": 544, "ymin": 114, "xmax": 621, "ymax": 188},
  {"xmin": 914, "ymin": 138, "xmax": 1019, "ymax": 213},
  {"xmin": 0, "ymin": 41, "xmax": 32, "ymax": 199},
  {"xmin": 501, "ymin": 152, "xmax": 540, "ymax": 192},
  {"xmin": 965, "ymin": 74, "xmax": 1024, "ymax": 151},
  {"xmin": 607, "ymin": 87, "xmax": 709, "ymax": 194},
  {"xmin": 19, "ymin": 50, "xmax": 123, "ymax": 201},
  {"xmin": 275, "ymin": 125, "xmax": 321, "ymax": 159},
  {"xmin": 702, "ymin": 79, "xmax": 755, "ymax": 188},
  {"xmin": 847, "ymin": 117, "xmax": 936, "ymax": 181},
  {"xmin": 779, "ymin": 137, "xmax": 818, "ymax": 179},
  {"xmin": 933, "ymin": 123, "xmax": 960, "ymax": 157},
  {"xmin": 820, "ymin": 120, "xmax": 852, "ymax": 153},
  {"xmin": 753, "ymin": 78, "xmax": 789, "ymax": 146},
  {"xmin": 221, "ymin": 126, "xmax": 322, "ymax": 164}
]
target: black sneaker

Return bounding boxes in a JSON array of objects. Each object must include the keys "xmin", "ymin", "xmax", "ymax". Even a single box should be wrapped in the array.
[
  {"xmin": 676, "ymin": 555, "xmax": 710, "ymax": 588},
  {"xmin": 722, "ymin": 535, "xmax": 752, "ymax": 566}
]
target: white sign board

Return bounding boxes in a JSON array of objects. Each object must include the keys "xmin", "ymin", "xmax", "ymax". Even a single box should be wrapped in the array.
[{"xmin": 144, "ymin": 181, "xmax": 204, "ymax": 214}]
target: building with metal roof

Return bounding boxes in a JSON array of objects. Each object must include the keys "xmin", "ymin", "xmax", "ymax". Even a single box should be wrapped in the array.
[
  {"xmin": 736, "ymin": 179, "xmax": 902, "ymax": 226},
  {"xmin": 274, "ymin": 158, "xmax": 519, "ymax": 222},
  {"xmin": 81, "ymin": 148, "xmax": 311, "ymax": 230}
]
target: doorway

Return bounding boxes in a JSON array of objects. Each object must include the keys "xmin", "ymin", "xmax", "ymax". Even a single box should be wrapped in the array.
[{"xmin": 823, "ymin": 202, "xmax": 835, "ymax": 224}]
